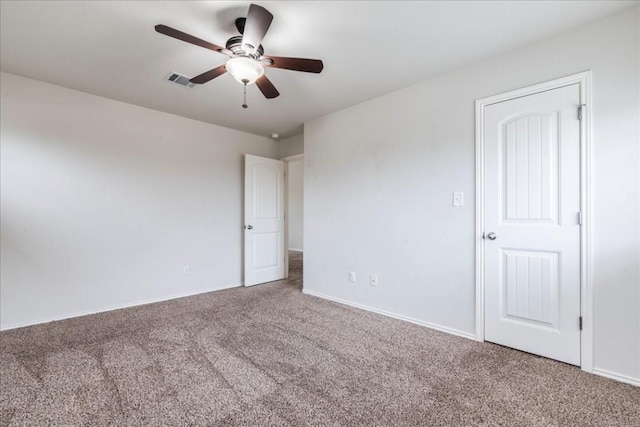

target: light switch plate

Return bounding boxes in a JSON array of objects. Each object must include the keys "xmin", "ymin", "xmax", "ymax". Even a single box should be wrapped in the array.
[
  {"xmin": 370, "ymin": 274, "xmax": 378, "ymax": 287},
  {"xmin": 453, "ymin": 192, "xmax": 464, "ymax": 207}
]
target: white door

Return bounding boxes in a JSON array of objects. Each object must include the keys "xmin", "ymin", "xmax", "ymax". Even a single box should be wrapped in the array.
[
  {"xmin": 244, "ymin": 154, "xmax": 285, "ymax": 286},
  {"xmin": 483, "ymin": 84, "xmax": 581, "ymax": 365}
]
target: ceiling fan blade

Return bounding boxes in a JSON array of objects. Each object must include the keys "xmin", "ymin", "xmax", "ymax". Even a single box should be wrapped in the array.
[
  {"xmin": 242, "ymin": 4, "xmax": 273, "ymax": 53},
  {"xmin": 263, "ymin": 56, "xmax": 324, "ymax": 73},
  {"xmin": 155, "ymin": 24, "xmax": 226, "ymax": 54},
  {"xmin": 190, "ymin": 65, "xmax": 227, "ymax": 84},
  {"xmin": 255, "ymin": 75, "xmax": 280, "ymax": 99}
]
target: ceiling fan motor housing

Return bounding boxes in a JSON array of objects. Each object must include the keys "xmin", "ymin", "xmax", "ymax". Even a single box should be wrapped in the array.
[{"xmin": 225, "ymin": 35, "xmax": 264, "ymax": 58}]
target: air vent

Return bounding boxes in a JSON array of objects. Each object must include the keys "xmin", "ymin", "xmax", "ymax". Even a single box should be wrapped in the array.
[{"xmin": 164, "ymin": 72, "xmax": 196, "ymax": 89}]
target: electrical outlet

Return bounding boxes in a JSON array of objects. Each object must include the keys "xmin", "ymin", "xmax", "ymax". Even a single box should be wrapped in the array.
[
  {"xmin": 349, "ymin": 272, "xmax": 356, "ymax": 283},
  {"xmin": 370, "ymin": 274, "xmax": 378, "ymax": 287},
  {"xmin": 183, "ymin": 265, "xmax": 190, "ymax": 276}
]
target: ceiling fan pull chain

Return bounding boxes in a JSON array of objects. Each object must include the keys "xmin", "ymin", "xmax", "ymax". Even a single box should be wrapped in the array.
[{"xmin": 242, "ymin": 81, "xmax": 248, "ymax": 109}]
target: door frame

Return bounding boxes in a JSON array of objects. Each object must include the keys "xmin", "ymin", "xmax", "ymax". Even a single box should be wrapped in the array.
[{"xmin": 474, "ymin": 71, "xmax": 593, "ymax": 373}]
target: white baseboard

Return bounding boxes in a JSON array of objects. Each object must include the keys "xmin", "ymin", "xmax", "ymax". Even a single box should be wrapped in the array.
[
  {"xmin": 288, "ymin": 248, "xmax": 303, "ymax": 252},
  {"xmin": 302, "ymin": 289, "xmax": 476, "ymax": 341},
  {"xmin": 592, "ymin": 368, "xmax": 640, "ymax": 387},
  {"xmin": 0, "ymin": 283, "xmax": 242, "ymax": 331}
]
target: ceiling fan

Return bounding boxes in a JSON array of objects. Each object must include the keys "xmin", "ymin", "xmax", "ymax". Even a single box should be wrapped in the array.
[{"xmin": 155, "ymin": 4, "xmax": 324, "ymax": 108}]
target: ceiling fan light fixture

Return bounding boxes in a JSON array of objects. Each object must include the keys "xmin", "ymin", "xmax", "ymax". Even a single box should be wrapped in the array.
[{"xmin": 225, "ymin": 57, "xmax": 264, "ymax": 85}]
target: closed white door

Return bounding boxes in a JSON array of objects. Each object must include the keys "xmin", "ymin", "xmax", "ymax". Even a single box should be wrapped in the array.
[
  {"xmin": 244, "ymin": 154, "xmax": 285, "ymax": 286},
  {"xmin": 484, "ymin": 84, "xmax": 581, "ymax": 365}
]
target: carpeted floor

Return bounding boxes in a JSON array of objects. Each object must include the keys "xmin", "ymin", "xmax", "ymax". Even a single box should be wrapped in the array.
[{"xmin": 1, "ymin": 252, "xmax": 639, "ymax": 426}]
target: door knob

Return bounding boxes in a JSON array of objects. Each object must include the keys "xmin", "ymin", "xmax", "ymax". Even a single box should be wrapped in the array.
[
  {"xmin": 486, "ymin": 232, "xmax": 497, "ymax": 240},
  {"xmin": 246, "ymin": 225, "xmax": 253, "ymax": 230}
]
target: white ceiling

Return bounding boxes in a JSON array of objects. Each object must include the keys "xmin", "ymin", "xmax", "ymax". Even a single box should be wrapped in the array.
[{"xmin": 1, "ymin": 1, "xmax": 636, "ymax": 138}]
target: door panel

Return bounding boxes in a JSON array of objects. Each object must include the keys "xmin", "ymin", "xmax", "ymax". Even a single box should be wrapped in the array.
[
  {"xmin": 244, "ymin": 155, "xmax": 285, "ymax": 286},
  {"xmin": 484, "ymin": 84, "xmax": 581, "ymax": 365},
  {"xmin": 503, "ymin": 113, "xmax": 558, "ymax": 223},
  {"xmin": 502, "ymin": 249, "xmax": 559, "ymax": 328},
  {"xmin": 253, "ymin": 232, "xmax": 279, "ymax": 268}
]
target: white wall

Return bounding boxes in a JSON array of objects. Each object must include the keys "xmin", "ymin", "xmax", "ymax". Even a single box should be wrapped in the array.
[
  {"xmin": 304, "ymin": 8, "xmax": 639, "ymax": 383},
  {"xmin": 277, "ymin": 133, "xmax": 304, "ymax": 158},
  {"xmin": 0, "ymin": 72, "xmax": 279, "ymax": 330},
  {"xmin": 287, "ymin": 157, "xmax": 304, "ymax": 251}
]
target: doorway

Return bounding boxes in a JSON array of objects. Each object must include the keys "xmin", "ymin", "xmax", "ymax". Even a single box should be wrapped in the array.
[
  {"xmin": 243, "ymin": 153, "xmax": 304, "ymax": 288},
  {"xmin": 475, "ymin": 73, "xmax": 592, "ymax": 370},
  {"xmin": 283, "ymin": 154, "xmax": 304, "ymax": 283}
]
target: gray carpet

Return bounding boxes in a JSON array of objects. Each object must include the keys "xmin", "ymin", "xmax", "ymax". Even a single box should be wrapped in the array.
[{"xmin": 1, "ymin": 252, "xmax": 638, "ymax": 426}]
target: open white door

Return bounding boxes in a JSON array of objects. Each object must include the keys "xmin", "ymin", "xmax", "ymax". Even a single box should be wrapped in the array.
[
  {"xmin": 244, "ymin": 154, "xmax": 285, "ymax": 286},
  {"xmin": 483, "ymin": 84, "xmax": 582, "ymax": 365}
]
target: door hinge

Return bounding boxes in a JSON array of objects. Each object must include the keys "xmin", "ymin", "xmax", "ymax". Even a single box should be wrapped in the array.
[
  {"xmin": 579, "ymin": 316, "xmax": 583, "ymax": 331},
  {"xmin": 578, "ymin": 104, "xmax": 586, "ymax": 121},
  {"xmin": 578, "ymin": 211, "xmax": 583, "ymax": 225}
]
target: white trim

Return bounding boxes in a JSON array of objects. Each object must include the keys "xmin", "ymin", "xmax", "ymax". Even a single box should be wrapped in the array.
[
  {"xmin": 474, "ymin": 71, "xmax": 593, "ymax": 372},
  {"xmin": 0, "ymin": 283, "xmax": 241, "ymax": 331},
  {"xmin": 578, "ymin": 73, "xmax": 594, "ymax": 373},
  {"xmin": 283, "ymin": 159, "xmax": 290, "ymax": 278},
  {"xmin": 281, "ymin": 153, "xmax": 304, "ymax": 162},
  {"xmin": 475, "ymin": 95, "xmax": 485, "ymax": 342},
  {"xmin": 303, "ymin": 289, "xmax": 476, "ymax": 341},
  {"xmin": 288, "ymin": 248, "xmax": 304, "ymax": 252},
  {"xmin": 592, "ymin": 369, "xmax": 640, "ymax": 387}
]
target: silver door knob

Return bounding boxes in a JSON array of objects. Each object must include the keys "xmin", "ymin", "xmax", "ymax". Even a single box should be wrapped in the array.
[
  {"xmin": 246, "ymin": 225, "xmax": 253, "ymax": 230},
  {"xmin": 486, "ymin": 232, "xmax": 497, "ymax": 240}
]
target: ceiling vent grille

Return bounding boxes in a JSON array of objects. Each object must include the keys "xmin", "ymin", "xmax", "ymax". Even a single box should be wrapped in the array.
[{"xmin": 164, "ymin": 72, "xmax": 196, "ymax": 89}]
